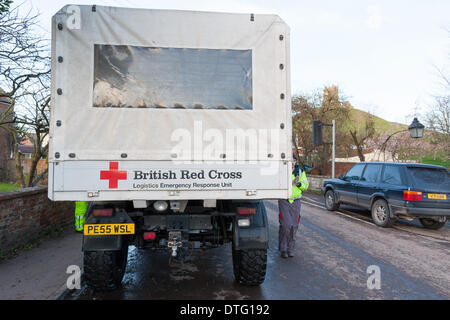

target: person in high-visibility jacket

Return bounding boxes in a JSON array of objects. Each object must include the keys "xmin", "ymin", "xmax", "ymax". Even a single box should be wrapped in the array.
[
  {"xmin": 75, "ymin": 201, "xmax": 89, "ymax": 232},
  {"xmin": 278, "ymin": 157, "xmax": 309, "ymax": 258}
]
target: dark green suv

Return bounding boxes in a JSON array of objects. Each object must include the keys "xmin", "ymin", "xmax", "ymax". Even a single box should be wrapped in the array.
[{"xmin": 321, "ymin": 162, "xmax": 450, "ymax": 230}]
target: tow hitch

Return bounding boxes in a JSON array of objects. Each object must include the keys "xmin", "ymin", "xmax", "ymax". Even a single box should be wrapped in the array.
[{"xmin": 168, "ymin": 231, "xmax": 183, "ymax": 257}]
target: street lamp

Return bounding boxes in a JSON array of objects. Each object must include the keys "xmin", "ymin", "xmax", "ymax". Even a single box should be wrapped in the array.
[
  {"xmin": 408, "ymin": 117, "xmax": 425, "ymax": 139},
  {"xmin": 380, "ymin": 117, "xmax": 425, "ymax": 161}
]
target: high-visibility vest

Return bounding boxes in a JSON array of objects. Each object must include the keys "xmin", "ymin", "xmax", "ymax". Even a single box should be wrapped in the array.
[
  {"xmin": 289, "ymin": 171, "xmax": 309, "ymax": 203},
  {"xmin": 75, "ymin": 201, "xmax": 88, "ymax": 231}
]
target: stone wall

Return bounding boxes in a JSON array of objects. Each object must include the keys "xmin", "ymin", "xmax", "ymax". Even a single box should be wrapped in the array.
[
  {"xmin": 307, "ymin": 175, "xmax": 329, "ymax": 192},
  {"xmin": 0, "ymin": 186, "xmax": 74, "ymax": 254}
]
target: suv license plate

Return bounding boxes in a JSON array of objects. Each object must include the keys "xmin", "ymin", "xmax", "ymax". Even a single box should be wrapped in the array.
[
  {"xmin": 428, "ymin": 194, "xmax": 446, "ymax": 200},
  {"xmin": 84, "ymin": 223, "xmax": 135, "ymax": 235}
]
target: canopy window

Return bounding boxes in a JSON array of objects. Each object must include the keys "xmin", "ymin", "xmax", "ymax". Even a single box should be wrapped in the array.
[{"xmin": 93, "ymin": 44, "xmax": 253, "ymax": 110}]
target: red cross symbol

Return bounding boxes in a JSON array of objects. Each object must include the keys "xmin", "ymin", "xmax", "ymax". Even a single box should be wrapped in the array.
[{"xmin": 100, "ymin": 162, "xmax": 127, "ymax": 189}]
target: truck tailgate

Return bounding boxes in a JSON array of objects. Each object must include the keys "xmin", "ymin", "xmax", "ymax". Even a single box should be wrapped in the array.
[{"xmin": 49, "ymin": 161, "xmax": 290, "ymax": 201}]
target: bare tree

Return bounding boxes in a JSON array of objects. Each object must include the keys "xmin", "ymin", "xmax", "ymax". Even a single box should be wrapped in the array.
[
  {"xmin": 0, "ymin": 4, "xmax": 50, "ymax": 97},
  {"xmin": 0, "ymin": 0, "xmax": 12, "ymax": 13},
  {"xmin": 0, "ymin": 3, "xmax": 51, "ymax": 187},
  {"xmin": 346, "ymin": 112, "xmax": 376, "ymax": 162},
  {"xmin": 425, "ymin": 30, "xmax": 450, "ymax": 160},
  {"xmin": 17, "ymin": 87, "xmax": 51, "ymax": 186},
  {"xmin": 292, "ymin": 86, "xmax": 352, "ymax": 175},
  {"xmin": 425, "ymin": 95, "xmax": 450, "ymax": 157}
]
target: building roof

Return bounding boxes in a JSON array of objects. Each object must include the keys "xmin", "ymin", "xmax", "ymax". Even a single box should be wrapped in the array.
[
  {"xmin": 0, "ymin": 87, "xmax": 12, "ymax": 106},
  {"xmin": 18, "ymin": 145, "xmax": 34, "ymax": 154}
]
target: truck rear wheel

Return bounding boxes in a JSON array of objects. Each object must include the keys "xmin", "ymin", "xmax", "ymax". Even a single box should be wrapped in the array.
[
  {"xmin": 232, "ymin": 247, "xmax": 267, "ymax": 286},
  {"xmin": 84, "ymin": 246, "xmax": 128, "ymax": 291}
]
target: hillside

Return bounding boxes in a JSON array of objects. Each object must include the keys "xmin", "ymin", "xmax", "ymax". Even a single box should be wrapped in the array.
[
  {"xmin": 349, "ymin": 108, "xmax": 407, "ymax": 134},
  {"xmin": 347, "ymin": 108, "xmax": 448, "ymax": 168}
]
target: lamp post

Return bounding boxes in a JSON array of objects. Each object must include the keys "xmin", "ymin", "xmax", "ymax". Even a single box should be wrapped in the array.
[
  {"xmin": 380, "ymin": 117, "xmax": 425, "ymax": 161},
  {"xmin": 408, "ymin": 117, "xmax": 425, "ymax": 139}
]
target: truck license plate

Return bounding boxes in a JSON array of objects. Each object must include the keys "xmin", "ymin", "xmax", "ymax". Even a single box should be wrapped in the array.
[
  {"xmin": 427, "ymin": 194, "xmax": 446, "ymax": 200},
  {"xmin": 84, "ymin": 223, "xmax": 135, "ymax": 235}
]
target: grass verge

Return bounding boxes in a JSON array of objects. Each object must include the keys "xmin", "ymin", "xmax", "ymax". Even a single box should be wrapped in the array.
[{"xmin": 0, "ymin": 183, "xmax": 20, "ymax": 192}]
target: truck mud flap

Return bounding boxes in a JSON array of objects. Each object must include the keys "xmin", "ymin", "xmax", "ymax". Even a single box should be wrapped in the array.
[
  {"xmin": 83, "ymin": 235, "xmax": 124, "ymax": 251},
  {"xmin": 233, "ymin": 200, "xmax": 269, "ymax": 250}
]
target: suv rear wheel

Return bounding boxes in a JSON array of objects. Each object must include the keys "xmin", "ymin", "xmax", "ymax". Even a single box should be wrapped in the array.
[
  {"xmin": 325, "ymin": 189, "xmax": 340, "ymax": 211},
  {"xmin": 419, "ymin": 218, "xmax": 447, "ymax": 230},
  {"xmin": 371, "ymin": 199, "xmax": 395, "ymax": 228}
]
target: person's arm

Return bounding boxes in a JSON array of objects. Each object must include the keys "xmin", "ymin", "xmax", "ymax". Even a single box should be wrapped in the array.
[
  {"xmin": 298, "ymin": 171, "xmax": 309, "ymax": 191},
  {"xmin": 292, "ymin": 175, "xmax": 300, "ymax": 186}
]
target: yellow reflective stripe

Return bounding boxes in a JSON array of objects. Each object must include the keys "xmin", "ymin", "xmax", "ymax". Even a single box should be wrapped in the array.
[{"xmin": 75, "ymin": 214, "xmax": 85, "ymax": 228}]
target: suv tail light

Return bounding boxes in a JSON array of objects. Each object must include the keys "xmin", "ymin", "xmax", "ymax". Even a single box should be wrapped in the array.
[
  {"xmin": 92, "ymin": 208, "xmax": 113, "ymax": 217},
  {"xmin": 403, "ymin": 190, "xmax": 422, "ymax": 201},
  {"xmin": 237, "ymin": 207, "xmax": 257, "ymax": 215}
]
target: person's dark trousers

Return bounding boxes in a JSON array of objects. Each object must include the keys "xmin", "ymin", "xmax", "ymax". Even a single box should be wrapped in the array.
[{"xmin": 278, "ymin": 199, "xmax": 302, "ymax": 254}]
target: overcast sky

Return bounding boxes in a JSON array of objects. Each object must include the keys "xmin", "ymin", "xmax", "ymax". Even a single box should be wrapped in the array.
[{"xmin": 25, "ymin": 0, "xmax": 450, "ymax": 124}]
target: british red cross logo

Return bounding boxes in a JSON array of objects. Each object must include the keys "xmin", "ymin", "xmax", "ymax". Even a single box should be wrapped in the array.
[{"xmin": 100, "ymin": 162, "xmax": 127, "ymax": 189}]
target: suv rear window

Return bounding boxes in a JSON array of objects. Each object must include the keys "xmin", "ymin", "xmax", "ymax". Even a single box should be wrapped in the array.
[{"xmin": 407, "ymin": 167, "xmax": 450, "ymax": 190}]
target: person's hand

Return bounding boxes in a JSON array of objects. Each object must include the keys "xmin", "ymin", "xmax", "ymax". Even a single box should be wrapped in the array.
[
  {"xmin": 292, "ymin": 176, "xmax": 299, "ymax": 186},
  {"xmin": 296, "ymin": 182, "xmax": 302, "ymax": 188}
]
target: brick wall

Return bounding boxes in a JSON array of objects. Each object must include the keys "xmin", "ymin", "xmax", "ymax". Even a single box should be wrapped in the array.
[
  {"xmin": 0, "ymin": 186, "xmax": 74, "ymax": 254},
  {"xmin": 310, "ymin": 161, "xmax": 355, "ymax": 177},
  {"xmin": 332, "ymin": 162, "xmax": 355, "ymax": 177}
]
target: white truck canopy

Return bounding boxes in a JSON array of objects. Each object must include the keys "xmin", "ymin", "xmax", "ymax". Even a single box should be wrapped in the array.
[{"xmin": 49, "ymin": 5, "xmax": 292, "ymax": 201}]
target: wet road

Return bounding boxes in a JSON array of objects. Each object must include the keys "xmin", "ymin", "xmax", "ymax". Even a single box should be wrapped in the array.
[{"xmin": 76, "ymin": 192, "xmax": 450, "ymax": 300}]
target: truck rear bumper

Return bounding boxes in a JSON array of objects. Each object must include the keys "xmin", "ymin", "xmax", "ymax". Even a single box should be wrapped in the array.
[{"xmin": 49, "ymin": 189, "xmax": 289, "ymax": 202}]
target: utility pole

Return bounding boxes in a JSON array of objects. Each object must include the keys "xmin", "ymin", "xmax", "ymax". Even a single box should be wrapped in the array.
[{"xmin": 332, "ymin": 120, "xmax": 335, "ymax": 179}]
